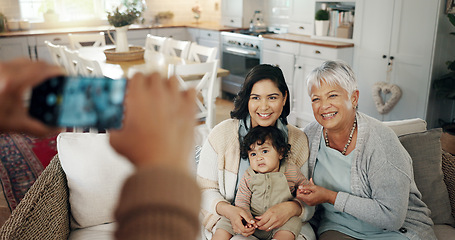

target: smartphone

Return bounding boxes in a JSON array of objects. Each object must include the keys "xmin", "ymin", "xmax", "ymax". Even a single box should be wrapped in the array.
[{"xmin": 28, "ymin": 76, "xmax": 127, "ymax": 129}]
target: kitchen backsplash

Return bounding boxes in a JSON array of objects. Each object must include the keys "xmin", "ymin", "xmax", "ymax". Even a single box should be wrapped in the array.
[{"xmin": 0, "ymin": 0, "xmax": 221, "ymax": 29}]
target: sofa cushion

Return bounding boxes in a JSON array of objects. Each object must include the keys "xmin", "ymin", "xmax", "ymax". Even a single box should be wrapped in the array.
[
  {"xmin": 398, "ymin": 128, "xmax": 455, "ymax": 226},
  {"xmin": 57, "ymin": 133, "xmax": 134, "ymax": 229},
  {"xmin": 442, "ymin": 150, "xmax": 455, "ymax": 221}
]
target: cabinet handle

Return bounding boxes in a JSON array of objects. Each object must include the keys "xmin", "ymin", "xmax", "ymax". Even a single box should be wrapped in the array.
[
  {"xmin": 207, "ymin": 33, "xmax": 211, "ymax": 37},
  {"xmin": 315, "ymin": 50, "xmax": 321, "ymax": 54},
  {"xmin": 382, "ymin": 55, "xmax": 387, "ymax": 59},
  {"xmin": 298, "ymin": 66, "xmax": 302, "ymax": 69},
  {"xmin": 276, "ymin": 44, "xmax": 281, "ymax": 48},
  {"xmin": 230, "ymin": 19, "xmax": 234, "ymax": 23},
  {"xmin": 299, "ymin": 26, "xmax": 304, "ymax": 30},
  {"xmin": 390, "ymin": 56, "xmax": 394, "ymax": 60},
  {"xmin": 53, "ymin": 38, "xmax": 62, "ymax": 42}
]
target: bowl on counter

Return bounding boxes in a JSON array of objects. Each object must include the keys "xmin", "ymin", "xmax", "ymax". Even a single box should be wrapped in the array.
[
  {"xmin": 19, "ymin": 20, "xmax": 30, "ymax": 30},
  {"xmin": 7, "ymin": 20, "xmax": 19, "ymax": 31}
]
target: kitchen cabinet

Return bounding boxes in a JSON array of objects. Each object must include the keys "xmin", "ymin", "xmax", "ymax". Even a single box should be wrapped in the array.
[
  {"xmin": 0, "ymin": 37, "xmax": 32, "ymax": 61},
  {"xmin": 289, "ymin": 0, "xmax": 315, "ymax": 35},
  {"xmin": 127, "ymin": 29, "xmax": 151, "ymax": 46},
  {"xmin": 34, "ymin": 34, "xmax": 70, "ymax": 64},
  {"xmin": 221, "ymin": 0, "xmax": 263, "ymax": 28},
  {"xmin": 353, "ymin": 0, "xmax": 448, "ymax": 125},
  {"xmin": 155, "ymin": 27, "xmax": 188, "ymax": 41}
]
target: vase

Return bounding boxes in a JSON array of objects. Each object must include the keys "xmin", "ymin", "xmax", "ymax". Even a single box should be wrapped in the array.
[
  {"xmin": 315, "ymin": 20, "xmax": 330, "ymax": 36},
  {"xmin": 115, "ymin": 25, "xmax": 130, "ymax": 53}
]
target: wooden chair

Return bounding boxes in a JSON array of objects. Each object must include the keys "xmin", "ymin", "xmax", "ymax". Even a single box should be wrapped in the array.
[
  {"xmin": 187, "ymin": 42, "xmax": 217, "ymax": 63},
  {"xmin": 168, "ymin": 60, "xmax": 218, "ymax": 131},
  {"xmin": 68, "ymin": 32, "xmax": 106, "ymax": 50},
  {"xmin": 163, "ymin": 38, "xmax": 191, "ymax": 59},
  {"xmin": 45, "ymin": 41, "xmax": 70, "ymax": 71}
]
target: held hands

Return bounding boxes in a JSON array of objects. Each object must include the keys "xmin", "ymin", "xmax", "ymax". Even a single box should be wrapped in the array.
[
  {"xmin": 224, "ymin": 204, "xmax": 256, "ymax": 237},
  {"xmin": 109, "ymin": 72, "xmax": 196, "ymax": 171},
  {"xmin": 0, "ymin": 59, "xmax": 64, "ymax": 137},
  {"xmin": 255, "ymin": 201, "xmax": 301, "ymax": 232},
  {"xmin": 296, "ymin": 178, "xmax": 338, "ymax": 206}
]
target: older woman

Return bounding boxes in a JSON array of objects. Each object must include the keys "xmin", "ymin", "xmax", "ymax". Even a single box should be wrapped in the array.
[
  {"xmin": 197, "ymin": 64, "xmax": 315, "ymax": 240},
  {"xmin": 296, "ymin": 60, "xmax": 436, "ymax": 240}
]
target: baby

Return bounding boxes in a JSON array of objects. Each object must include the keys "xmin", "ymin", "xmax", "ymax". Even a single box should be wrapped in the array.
[{"xmin": 213, "ymin": 126, "xmax": 309, "ymax": 240}]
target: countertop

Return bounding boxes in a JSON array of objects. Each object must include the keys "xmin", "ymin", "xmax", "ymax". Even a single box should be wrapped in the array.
[
  {"xmin": 0, "ymin": 22, "xmax": 244, "ymax": 38},
  {"xmin": 0, "ymin": 22, "xmax": 354, "ymax": 48},
  {"xmin": 263, "ymin": 33, "xmax": 354, "ymax": 48}
]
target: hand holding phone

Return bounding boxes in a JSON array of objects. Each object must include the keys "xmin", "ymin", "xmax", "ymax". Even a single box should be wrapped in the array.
[{"xmin": 28, "ymin": 76, "xmax": 127, "ymax": 130}]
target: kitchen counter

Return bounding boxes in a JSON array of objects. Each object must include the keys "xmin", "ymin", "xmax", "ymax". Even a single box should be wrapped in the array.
[
  {"xmin": 263, "ymin": 33, "xmax": 354, "ymax": 48},
  {"xmin": 0, "ymin": 22, "xmax": 244, "ymax": 38}
]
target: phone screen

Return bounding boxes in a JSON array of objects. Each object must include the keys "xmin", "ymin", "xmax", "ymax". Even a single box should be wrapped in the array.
[{"xmin": 29, "ymin": 76, "xmax": 127, "ymax": 129}]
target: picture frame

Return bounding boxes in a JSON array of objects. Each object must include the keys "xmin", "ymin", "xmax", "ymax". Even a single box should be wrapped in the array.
[{"xmin": 447, "ymin": 0, "xmax": 455, "ymax": 14}]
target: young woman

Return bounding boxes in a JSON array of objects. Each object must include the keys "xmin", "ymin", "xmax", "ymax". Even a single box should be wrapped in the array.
[{"xmin": 197, "ymin": 64, "xmax": 315, "ymax": 240}]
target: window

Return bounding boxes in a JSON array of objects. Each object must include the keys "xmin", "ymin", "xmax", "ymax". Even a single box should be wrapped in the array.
[{"xmin": 19, "ymin": 0, "xmax": 122, "ymax": 22}]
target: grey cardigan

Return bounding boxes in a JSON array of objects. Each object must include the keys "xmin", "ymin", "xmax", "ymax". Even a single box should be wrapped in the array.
[{"xmin": 304, "ymin": 112, "xmax": 436, "ymax": 240}]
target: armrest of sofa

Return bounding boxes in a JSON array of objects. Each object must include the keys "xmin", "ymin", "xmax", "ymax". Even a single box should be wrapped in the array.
[{"xmin": 0, "ymin": 155, "xmax": 70, "ymax": 239}]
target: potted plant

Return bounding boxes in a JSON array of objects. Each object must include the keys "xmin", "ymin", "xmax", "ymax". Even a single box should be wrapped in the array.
[
  {"xmin": 315, "ymin": 9, "xmax": 330, "ymax": 36},
  {"xmin": 155, "ymin": 11, "xmax": 174, "ymax": 25},
  {"xmin": 106, "ymin": 1, "xmax": 142, "ymax": 52}
]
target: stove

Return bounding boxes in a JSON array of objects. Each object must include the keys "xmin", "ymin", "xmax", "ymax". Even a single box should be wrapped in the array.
[{"xmin": 220, "ymin": 30, "xmax": 274, "ymax": 95}]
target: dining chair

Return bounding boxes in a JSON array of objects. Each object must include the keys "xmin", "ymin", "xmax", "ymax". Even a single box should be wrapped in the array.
[
  {"xmin": 168, "ymin": 60, "xmax": 218, "ymax": 132},
  {"xmin": 77, "ymin": 55, "xmax": 104, "ymax": 77},
  {"xmin": 68, "ymin": 32, "xmax": 106, "ymax": 50},
  {"xmin": 187, "ymin": 42, "xmax": 217, "ymax": 63},
  {"xmin": 163, "ymin": 38, "xmax": 191, "ymax": 59},
  {"xmin": 145, "ymin": 34, "xmax": 167, "ymax": 53},
  {"xmin": 45, "ymin": 41, "xmax": 70, "ymax": 71},
  {"xmin": 62, "ymin": 47, "xmax": 82, "ymax": 76},
  {"xmin": 63, "ymin": 47, "xmax": 103, "ymax": 77}
]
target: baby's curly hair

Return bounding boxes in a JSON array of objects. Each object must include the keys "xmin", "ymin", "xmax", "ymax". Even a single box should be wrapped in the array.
[{"xmin": 240, "ymin": 126, "xmax": 291, "ymax": 161}]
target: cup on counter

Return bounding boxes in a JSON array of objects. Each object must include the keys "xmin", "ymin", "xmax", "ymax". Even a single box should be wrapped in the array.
[
  {"xmin": 19, "ymin": 20, "xmax": 30, "ymax": 30},
  {"xmin": 7, "ymin": 19, "xmax": 19, "ymax": 31}
]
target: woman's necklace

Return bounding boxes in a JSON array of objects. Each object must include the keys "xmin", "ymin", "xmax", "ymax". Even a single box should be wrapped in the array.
[{"xmin": 324, "ymin": 117, "xmax": 357, "ymax": 155}]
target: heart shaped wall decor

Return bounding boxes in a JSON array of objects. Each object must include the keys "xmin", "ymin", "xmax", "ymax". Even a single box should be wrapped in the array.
[{"xmin": 371, "ymin": 82, "xmax": 402, "ymax": 114}]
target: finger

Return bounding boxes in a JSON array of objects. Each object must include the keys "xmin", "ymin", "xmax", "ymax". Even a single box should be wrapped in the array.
[{"xmin": 310, "ymin": 178, "xmax": 315, "ymax": 185}]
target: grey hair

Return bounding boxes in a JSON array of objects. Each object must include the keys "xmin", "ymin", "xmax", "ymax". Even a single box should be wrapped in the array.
[{"xmin": 306, "ymin": 60, "xmax": 358, "ymax": 97}]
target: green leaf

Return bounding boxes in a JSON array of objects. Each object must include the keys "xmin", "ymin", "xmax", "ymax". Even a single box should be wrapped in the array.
[{"xmin": 448, "ymin": 14, "xmax": 455, "ymax": 27}]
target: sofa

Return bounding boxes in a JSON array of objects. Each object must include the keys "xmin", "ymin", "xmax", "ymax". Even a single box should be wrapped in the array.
[{"xmin": 0, "ymin": 118, "xmax": 454, "ymax": 239}]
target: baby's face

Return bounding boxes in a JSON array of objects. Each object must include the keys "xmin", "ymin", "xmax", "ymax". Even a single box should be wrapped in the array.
[{"xmin": 248, "ymin": 139, "xmax": 281, "ymax": 173}]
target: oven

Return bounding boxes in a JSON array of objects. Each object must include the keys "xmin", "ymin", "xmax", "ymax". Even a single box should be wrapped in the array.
[{"xmin": 221, "ymin": 31, "xmax": 263, "ymax": 95}]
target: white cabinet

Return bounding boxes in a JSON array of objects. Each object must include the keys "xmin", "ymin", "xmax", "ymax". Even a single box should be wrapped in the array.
[
  {"xmin": 221, "ymin": 0, "xmax": 263, "ymax": 28},
  {"xmin": 127, "ymin": 29, "xmax": 150, "ymax": 46},
  {"xmin": 198, "ymin": 29, "xmax": 221, "ymax": 59},
  {"xmin": 155, "ymin": 27, "xmax": 188, "ymax": 40},
  {"xmin": 0, "ymin": 37, "xmax": 31, "ymax": 61},
  {"xmin": 35, "ymin": 34, "xmax": 70, "ymax": 64},
  {"xmin": 353, "ymin": 0, "xmax": 442, "ymax": 122},
  {"xmin": 289, "ymin": 0, "xmax": 315, "ymax": 35}
]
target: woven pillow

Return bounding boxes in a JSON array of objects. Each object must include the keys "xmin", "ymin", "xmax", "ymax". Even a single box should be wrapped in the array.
[
  {"xmin": 442, "ymin": 150, "xmax": 455, "ymax": 221},
  {"xmin": 57, "ymin": 133, "xmax": 134, "ymax": 229},
  {"xmin": 399, "ymin": 128, "xmax": 455, "ymax": 226}
]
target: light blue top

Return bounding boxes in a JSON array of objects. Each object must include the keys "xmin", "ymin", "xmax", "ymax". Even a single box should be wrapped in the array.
[
  {"xmin": 304, "ymin": 112, "xmax": 436, "ymax": 240},
  {"xmin": 313, "ymin": 131, "xmax": 408, "ymax": 239},
  {"xmin": 313, "ymin": 132, "xmax": 408, "ymax": 240}
]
